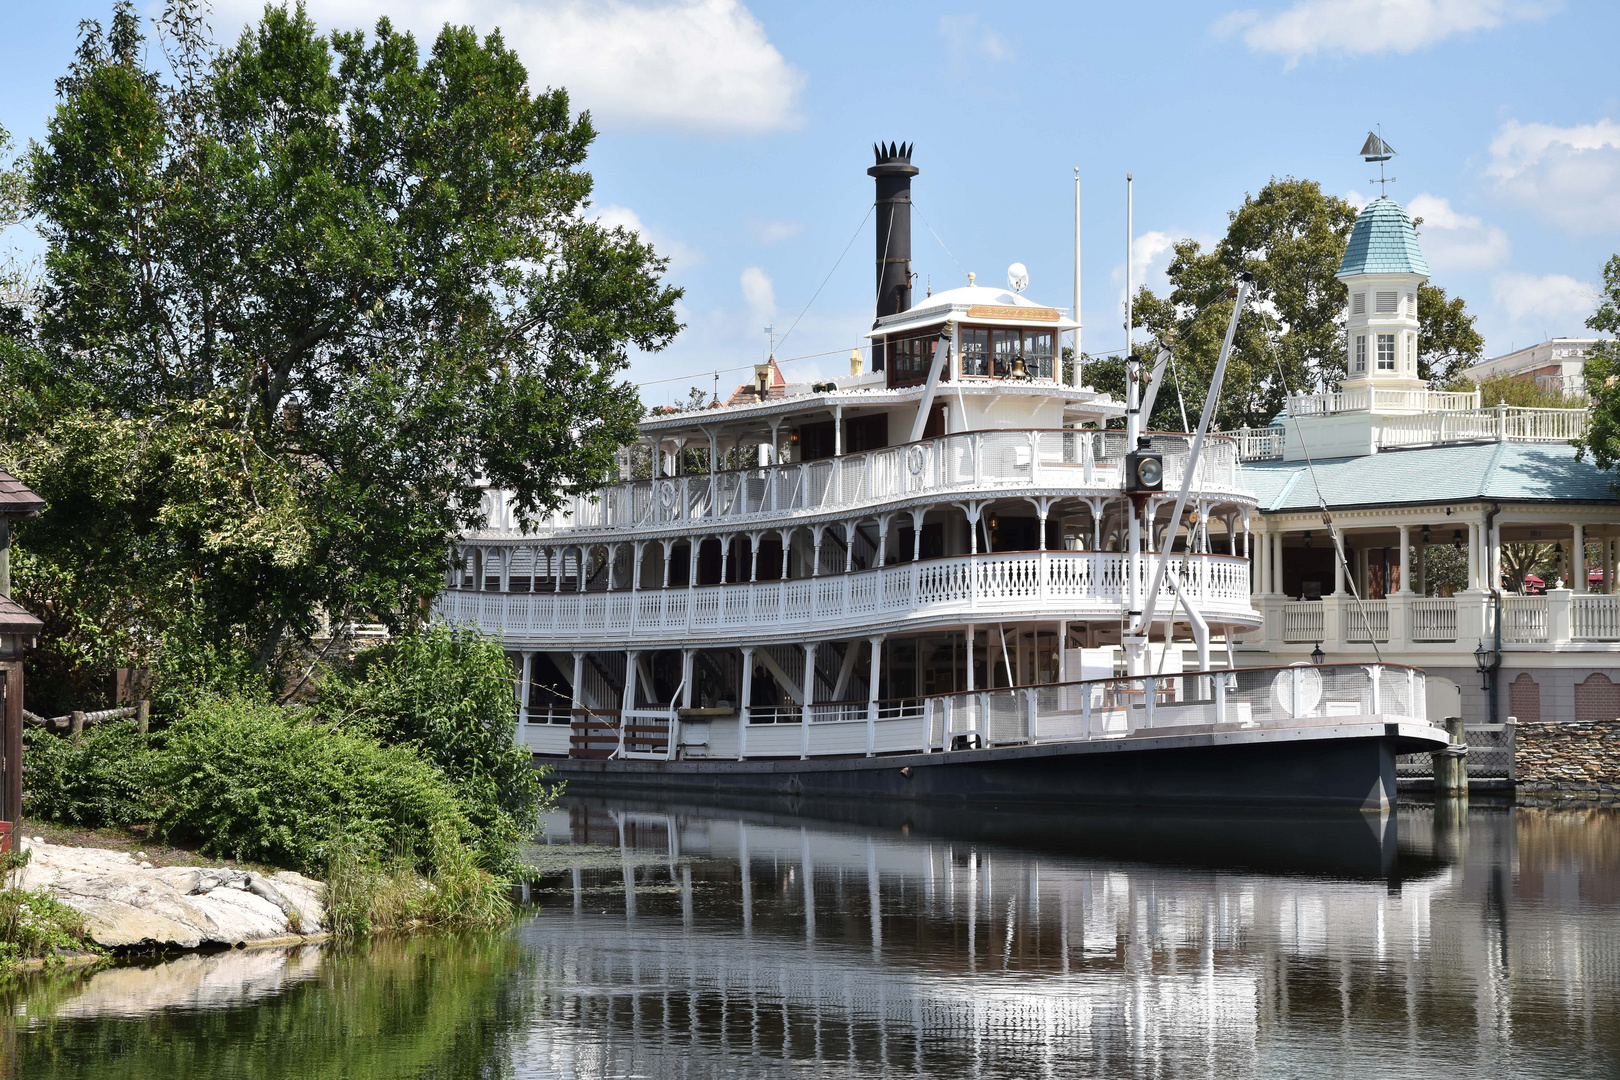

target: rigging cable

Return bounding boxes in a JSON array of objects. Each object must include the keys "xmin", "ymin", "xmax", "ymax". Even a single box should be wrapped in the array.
[{"xmin": 775, "ymin": 202, "xmax": 875, "ymax": 354}]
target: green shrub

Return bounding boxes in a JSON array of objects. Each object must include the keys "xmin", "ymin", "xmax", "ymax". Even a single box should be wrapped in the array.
[
  {"xmin": 156, "ymin": 698, "xmax": 473, "ymax": 874},
  {"xmin": 22, "ymin": 721, "xmax": 163, "ymax": 827},
  {"xmin": 321, "ymin": 623, "xmax": 553, "ymax": 873},
  {"xmin": 0, "ymin": 849, "xmax": 101, "ymax": 970},
  {"xmin": 323, "ymin": 823, "xmax": 512, "ymax": 938}
]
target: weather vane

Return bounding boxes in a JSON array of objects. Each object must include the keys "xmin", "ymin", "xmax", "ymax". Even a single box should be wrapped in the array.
[{"xmin": 1360, "ymin": 126, "xmax": 1397, "ymax": 195}]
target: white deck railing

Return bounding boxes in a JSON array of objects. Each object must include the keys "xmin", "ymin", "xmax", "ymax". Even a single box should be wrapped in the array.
[
  {"xmin": 1410, "ymin": 598, "xmax": 1458, "ymax": 642},
  {"xmin": 1282, "ymin": 601, "xmax": 1324, "ymax": 643},
  {"xmin": 1501, "ymin": 594, "xmax": 1550, "ymax": 644},
  {"xmin": 1287, "ymin": 388, "xmax": 1481, "ymax": 416},
  {"xmin": 435, "ymin": 550, "xmax": 1254, "ymax": 645},
  {"xmin": 1344, "ymin": 600, "xmax": 1390, "ymax": 643},
  {"xmin": 476, "ymin": 430, "xmax": 1245, "ymax": 538},
  {"xmin": 1573, "ymin": 595, "xmax": 1620, "ymax": 642},
  {"xmin": 554, "ymin": 662, "xmax": 1431, "ymax": 763},
  {"xmin": 1376, "ymin": 405, "xmax": 1588, "ymax": 449}
]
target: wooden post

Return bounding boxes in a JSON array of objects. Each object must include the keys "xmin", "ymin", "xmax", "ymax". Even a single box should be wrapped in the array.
[
  {"xmin": 137, "ymin": 699, "xmax": 150, "ymax": 735},
  {"xmin": 70, "ymin": 710, "xmax": 85, "ymax": 745}
]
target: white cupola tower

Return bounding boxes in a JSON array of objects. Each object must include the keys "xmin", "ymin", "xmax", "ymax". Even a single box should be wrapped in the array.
[{"xmin": 1336, "ymin": 195, "xmax": 1429, "ymax": 395}]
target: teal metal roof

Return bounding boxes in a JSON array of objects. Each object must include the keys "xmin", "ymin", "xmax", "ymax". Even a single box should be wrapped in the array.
[
  {"xmin": 1241, "ymin": 442, "xmax": 1620, "ymax": 513},
  {"xmin": 1336, "ymin": 197, "xmax": 1429, "ymax": 279}
]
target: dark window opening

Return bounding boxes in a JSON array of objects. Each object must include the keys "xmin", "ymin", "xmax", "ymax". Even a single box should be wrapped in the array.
[{"xmin": 844, "ymin": 414, "xmax": 889, "ymax": 453}]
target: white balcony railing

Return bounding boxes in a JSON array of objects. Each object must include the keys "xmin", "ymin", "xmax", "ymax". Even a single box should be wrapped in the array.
[
  {"xmin": 477, "ymin": 430, "xmax": 1246, "ymax": 538},
  {"xmin": 1282, "ymin": 601, "xmax": 1324, "ymax": 643},
  {"xmin": 1344, "ymin": 600, "xmax": 1390, "ymax": 643},
  {"xmin": 1573, "ymin": 594, "xmax": 1620, "ymax": 642},
  {"xmin": 1287, "ymin": 388, "xmax": 1481, "ymax": 416},
  {"xmin": 435, "ymin": 550, "xmax": 1254, "ymax": 645},
  {"xmin": 1376, "ymin": 405, "xmax": 1588, "ymax": 449},
  {"xmin": 1500, "ymin": 595, "xmax": 1549, "ymax": 644},
  {"xmin": 1410, "ymin": 598, "xmax": 1458, "ymax": 642}
]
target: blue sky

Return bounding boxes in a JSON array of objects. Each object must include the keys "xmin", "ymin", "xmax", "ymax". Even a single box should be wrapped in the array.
[{"xmin": 3, "ymin": 0, "xmax": 1617, "ymax": 406}]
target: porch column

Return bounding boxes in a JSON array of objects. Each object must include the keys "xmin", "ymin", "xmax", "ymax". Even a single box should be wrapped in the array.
[
  {"xmin": 1574, "ymin": 523, "xmax": 1587, "ymax": 593},
  {"xmin": 622, "ymin": 649, "xmax": 640, "ymax": 718},
  {"xmin": 877, "ymin": 513, "xmax": 892, "ymax": 567},
  {"xmin": 1396, "ymin": 525, "xmax": 1412, "ymax": 594},
  {"xmin": 844, "ymin": 521, "xmax": 857, "ymax": 573},
  {"xmin": 707, "ymin": 427, "xmax": 719, "ymax": 515},
  {"xmin": 738, "ymin": 646, "xmax": 755, "ymax": 761},
  {"xmin": 499, "ymin": 548, "xmax": 511, "ymax": 593},
  {"xmin": 811, "ymin": 526, "xmax": 824, "ymax": 577},
  {"xmin": 749, "ymin": 533, "xmax": 761, "ymax": 582},
  {"xmin": 965, "ymin": 624, "xmax": 976, "ymax": 692},
  {"xmin": 801, "ymin": 642, "xmax": 818, "ymax": 759},
  {"xmin": 517, "ymin": 650, "xmax": 534, "ymax": 736},
  {"xmin": 1417, "ymin": 540, "xmax": 1427, "ymax": 596},
  {"xmin": 1605, "ymin": 536, "xmax": 1615, "ymax": 594},
  {"xmin": 779, "ymin": 528, "xmax": 793, "ymax": 580},
  {"xmin": 1490, "ymin": 517, "xmax": 1503, "ymax": 594},
  {"xmin": 911, "ymin": 509, "xmax": 926, "ymax": 561},
  {"xmin": 660, "ymin": 540, "xmax": 673, "ymax": 588},
  {"xmin": 688, "ymin": 538, "xmax": 700, "ymax": 586},
  {"xmin": 1467, "ymin": 523, "xmax": 1481, "ymax": 590},
  {"xmin": 631, "ymin": 541, "xmax": 644, "ymax": 591},
  {"xmin": 680, "ymin": 649, "xmax": 695, "ymax": 709},
  {"xmin": 1272, "ymin": 532, "xmax": 1285, "ymax": 596},
  {"xmin": 865, "ymin": 636, "xmax": 884, "ymax": 757},
  {"xmin": 571, "ymin": 652, "xmax": 585, "ymax": 715},
  {"xmin": 1332, "ymin": 532, "xmax": 1347, "ymax": 596}
]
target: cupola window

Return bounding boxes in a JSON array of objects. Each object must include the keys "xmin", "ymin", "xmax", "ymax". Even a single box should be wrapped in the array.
[
  {"xmin": 1376, "ymin": 333, "xmax": 1396, "ymax": 371},
  {"xmin": 1352, "ymin": 293, "xmax": 1366, "ymax": 316},
  {"xmin": 1375, "ymin": 291, "xmax": 1398, "ymax": 314},
  {"xmin": 1354, "ymin": 334, "xmax": 1366, "ymax": 373}
]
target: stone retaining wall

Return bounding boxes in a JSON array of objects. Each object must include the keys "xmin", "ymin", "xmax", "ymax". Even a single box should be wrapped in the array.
[{"xmin": 1516, "ymin": 719, "xmax": 1620, "ymax": 794}]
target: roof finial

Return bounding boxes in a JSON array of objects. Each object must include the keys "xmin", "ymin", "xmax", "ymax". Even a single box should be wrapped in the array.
[{"xmin": 1360, "ymin": 125, "xmax": 1397, "ymax": 196}]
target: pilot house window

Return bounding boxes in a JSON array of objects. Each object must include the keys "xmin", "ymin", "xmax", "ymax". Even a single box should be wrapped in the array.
[
  {"xmin": 886, "ymin": 333, "xmax": 939, "ymax": 389},
  {"xmin": 959, "ymin": 327, "xmax": 1054, "ymax": 380}
]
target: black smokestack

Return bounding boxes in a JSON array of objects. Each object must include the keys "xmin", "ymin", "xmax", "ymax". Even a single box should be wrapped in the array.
[{"xmin": 869, "ymin": 142, "xmax": 918, "ymax": 320}]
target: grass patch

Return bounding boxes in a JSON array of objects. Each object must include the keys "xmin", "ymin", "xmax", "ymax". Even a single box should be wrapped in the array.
[
  {"xmin": 0, "ymin": 850, "xmax": 102, "ymax": 973},
  {"xmin": 325, "ymin": 822, "xmax": 513, "ymax": 938}
]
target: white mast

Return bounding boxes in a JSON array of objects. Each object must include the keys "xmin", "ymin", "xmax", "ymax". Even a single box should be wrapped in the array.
[
  {"xmin": 1072, "ymin": 168, "xmax": 1083, "ymax": 387},
  {"xmin": 1124, "ymin": 173, "xmax": 1143, "ymax": 673}
]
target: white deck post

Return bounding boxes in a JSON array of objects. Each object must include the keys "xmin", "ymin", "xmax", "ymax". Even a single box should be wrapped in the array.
[
  {"xmin": 1574, "ymin": 523, "xmax": 1587, "ymax": 592},
  {"xmin": 620, "ymin": 649, "xmax": 639, "ymax": 757},
  {"xmin": 1396, "ymin": 525, "xmax": 1411, "ymax": 593},
  {"xmin": 866, "ymin": 636, "xmax": 883, "ymax": 757},
  {"xmin": 738, "ymin": 646, "xmax": 754, "ymax": 761},
  {"xmin": 801, "ymin": 642, "xmax": 817, "ymax": 759},
  {"xmin": 517, "ymin": 650, "xmax": 533, "ymax": 739}
]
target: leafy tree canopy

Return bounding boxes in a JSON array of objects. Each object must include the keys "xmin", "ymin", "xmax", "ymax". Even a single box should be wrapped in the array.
[
  {"xmin": 1116, "ymin": 178, "xmax": 1482, "ymax": 431},
  {"xmin": 5, "ymin": 1, "xmax": 680, "ymax": 699},
  {"xmin": 1577, "ymin": 254, "xmax": 1620, "ymax": 473}
]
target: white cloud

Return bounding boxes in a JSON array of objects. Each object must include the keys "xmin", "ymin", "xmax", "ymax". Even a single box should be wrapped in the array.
[
  {"xmin": 939, "ymin": 14, "xmax": 1014, "ymax": 62},
  {"xmin": 1486, "ymin": 119, "xmax": 1620, "ymax": 233},
  {"xmin": 1490, "ymin": 271, "xmax": 1598, "ymax": 329},
  {"xmin": 209, "ymin": 0, "xmax": 804, "ymax": 134},
  {"xmin": 1406, "ymin": 193, "xmax": 1510, "ymax": 272},
  {"xmin": 747, "ymin": 219, "xmax": 803, "ymax": 244},
  {"xmin": 591, "ymin": 203, "xmax": 703, "ymax": 269},
  {"xmin": 739, "ymin": 266, "xmax": 776, "ymax": 324},
  {"xmin": 1216, "ymin": 0, "xmax": 1556, "ymax": 63}
]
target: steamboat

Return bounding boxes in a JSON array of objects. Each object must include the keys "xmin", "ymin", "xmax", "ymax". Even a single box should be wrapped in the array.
[{"xmin": 434, "ymin": 144, "xmax": 1448, "ymax": 809}]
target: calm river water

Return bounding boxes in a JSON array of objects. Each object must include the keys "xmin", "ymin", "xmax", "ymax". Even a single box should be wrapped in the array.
[{"xmin": 5, "ymin": 795, "xmax": 1619, "ymax": 1078}]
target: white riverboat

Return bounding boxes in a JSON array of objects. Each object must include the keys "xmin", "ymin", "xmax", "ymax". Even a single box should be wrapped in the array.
[{"xmin": 434, "ymin": 143, "xmax": 1447, "ymax": 809}]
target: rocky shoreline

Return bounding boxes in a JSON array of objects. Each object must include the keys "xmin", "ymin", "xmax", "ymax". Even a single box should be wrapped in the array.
[{"xmin": 16, "ymin": 837, "xmax": 328, "ymax": 951}]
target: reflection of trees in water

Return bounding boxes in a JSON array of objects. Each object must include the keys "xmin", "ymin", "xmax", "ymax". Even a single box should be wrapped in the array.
[
  {"xmin": 6, "ymin": 935, "xmax": 530, "ymax": 1080},
  {"xmin": 9, "ymin": 805, "xmax": 1620, "ymax": 1078}
]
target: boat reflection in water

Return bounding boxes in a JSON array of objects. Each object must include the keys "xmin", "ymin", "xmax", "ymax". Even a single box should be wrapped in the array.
[
  {"xmin": 515, "ymin": 797, "xmax": 1618, "ymax": 1078},
  {"xmin": 8, "ymin": 798, "xmax": 1620, "ymax": 1078}
]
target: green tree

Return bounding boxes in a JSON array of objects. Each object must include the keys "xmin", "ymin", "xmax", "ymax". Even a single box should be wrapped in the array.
[
  {"xmin": 11, "ymin": 2, "xmax": 680, "ymax": 698},
  {"xmin": 1130, "ymin": 179, "xmax": 1484, "ymax": 431},
  {"xmin": 1578, "ymin": 254, "xmax": 1620, "ymax": 472},
  {"xmin": 1416, "ymin": 282, "xmax": 1484, "ymax": 384}
]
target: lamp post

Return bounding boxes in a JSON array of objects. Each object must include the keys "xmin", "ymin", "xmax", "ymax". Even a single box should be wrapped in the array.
[{"xmin": 1473, "ymin": 639, "xmax": 1494, "ymax": 692}]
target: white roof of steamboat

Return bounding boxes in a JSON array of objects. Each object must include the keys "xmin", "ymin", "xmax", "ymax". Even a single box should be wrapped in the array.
[{"xmin": 868, "ymin": 282, "xmax": 1079, "ymax": 339}]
